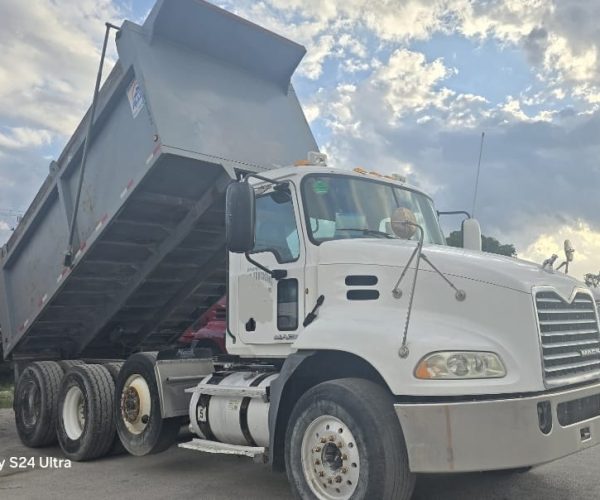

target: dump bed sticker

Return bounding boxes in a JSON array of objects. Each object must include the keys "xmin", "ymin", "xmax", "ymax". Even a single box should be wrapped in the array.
[{"xmin": 127, "ymin": 79, "xmax": 145, "ymax": 119}]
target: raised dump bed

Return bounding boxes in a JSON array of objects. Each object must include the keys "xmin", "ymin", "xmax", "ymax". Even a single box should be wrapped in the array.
[{"xmin": 0, "ymin": 0, "xmax": 317, "ymax": 361}]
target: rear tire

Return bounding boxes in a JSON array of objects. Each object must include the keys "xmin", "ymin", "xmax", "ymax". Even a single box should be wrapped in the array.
[
  {"xmin": 57, "ymin": 360, "xmax": 85, "ymax": 372},
  {"xmin": 14, "ymin": 361, "xmax": 62, "ymax": 447},
  {"xmin": 285, "ymin": 378, "xmax": 415, "ymax": 500},
  {"xmin": 102, "ymin": 362, "xmax": 127, "ymax": 455},
  {"xmin": 103, "ymin": 362, "xmax": 124, "ymax": 382},
  {"xmin": 56, "ymin": 364, "xmax": 116, "ymax": 461},
  {"xmin": 114, "ymin": 352, "xmax": 180, "ymax": 456}
]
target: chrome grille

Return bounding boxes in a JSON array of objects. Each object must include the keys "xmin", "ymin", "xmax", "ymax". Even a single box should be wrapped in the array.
[{"xmin": 536, "ymin": 290, "xmax": 600, "ymax": 384}]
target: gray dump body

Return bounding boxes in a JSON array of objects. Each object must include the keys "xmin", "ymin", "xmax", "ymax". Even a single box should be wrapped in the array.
[{"xmin": 0, "ymin": 0, "xmax": 317, "ymax": 361}]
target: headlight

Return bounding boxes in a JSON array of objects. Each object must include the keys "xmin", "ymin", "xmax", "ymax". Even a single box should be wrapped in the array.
[{"xmin": 414, "ymin": 351, "xmax": 506, "ymax": 379}]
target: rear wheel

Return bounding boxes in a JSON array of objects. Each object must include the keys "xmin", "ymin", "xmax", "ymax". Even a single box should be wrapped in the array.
[
  {"xmin": 56, "ymin": 364, "xmax": 116, "ymax": 461},
  {"xmin": 57, "ymin": 360, "xmax": 85, "ymax": 372},
  {"xmin": 285, "ymin": 378, "xmax": 415, "ymax": 500},
  {"xmin": 115, "ymin": 352, "xmax": 180, "ymax": 456},
  {"xmin": 14, "ymin": 361, "xmax": 62, "ymax": 447},
  {"xmin": 102, "ymin": 362, "xmax": 126, "ymax": 455},
  {"xmin": 103, "ymin": 362, "xmax": 124, "ymax": 383}
]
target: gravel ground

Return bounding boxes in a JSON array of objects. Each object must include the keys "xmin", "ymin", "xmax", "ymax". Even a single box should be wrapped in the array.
[{"xmin": 0, "ymin": 408, "xmax": 599, "ymax": 499}]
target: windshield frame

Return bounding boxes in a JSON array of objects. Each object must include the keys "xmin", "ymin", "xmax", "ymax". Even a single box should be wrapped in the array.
[{"xmin": 300, "ymin": 172, "xmax": 445, "ymax": 246}]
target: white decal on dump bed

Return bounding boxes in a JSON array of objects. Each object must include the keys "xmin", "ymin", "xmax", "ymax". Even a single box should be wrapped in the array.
[{"xmin": 127, "ymin": 79, "xmax": 145, "ymax": 118}]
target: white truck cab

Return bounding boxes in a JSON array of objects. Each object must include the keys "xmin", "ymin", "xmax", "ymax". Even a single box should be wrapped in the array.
[{"xmin": 212, "ymin": 160, "xmax": 600, "ymax": 494}]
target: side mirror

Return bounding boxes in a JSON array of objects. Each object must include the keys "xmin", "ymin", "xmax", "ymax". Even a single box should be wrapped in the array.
[
  {"xmin": 225, "ymin": 181, "xmax": 255, "ymax": 253},
  {"xmin": 462, "ymin": 218, "xmax": 482, "ymax": 251}
]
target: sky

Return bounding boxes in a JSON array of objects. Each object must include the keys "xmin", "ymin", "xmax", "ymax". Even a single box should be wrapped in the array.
[{"xmin": 0, "ymin": 0, "xmax": 599, "ymax": 281}]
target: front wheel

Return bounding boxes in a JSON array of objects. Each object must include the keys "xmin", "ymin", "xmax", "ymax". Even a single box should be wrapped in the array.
[{"xmin": 285, "ymin": 378, "xmax": 415, "ymax": 500}]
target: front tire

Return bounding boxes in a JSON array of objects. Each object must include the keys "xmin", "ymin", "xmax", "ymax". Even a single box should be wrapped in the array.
[
  {"xmin": 285, "ymin": 378, "xmax": 415, "ymax": 500},
  {"xmin": 114, "ymin": 352, "xmax": 180, "ymax": 456}
]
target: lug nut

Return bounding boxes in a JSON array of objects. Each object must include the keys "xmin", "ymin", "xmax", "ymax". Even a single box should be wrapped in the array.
[
  {"xmin": 320, "ymin": 438, "xmax": 327, "ymax": 443},
  {"xmin": 329, "ymin": 436, "xmax": 335, "ymax": 442},
  {"xmin": 342, "ymin": 454, "xmax": 348, "ymax": 461},
  {"xmin": 314, "ymin": 447, "xmax": 321, "ymax": 452},
  {"xmin": 335, "ymin": 476, "xmax": 342, "ymax": 483},
  {"xmin": 315, "ymin": 459, "xmax": 321, "ymax": 465},
  {"xmin": 319, "ymin": 471, "xmax": 325, "ymax": 477},
  {"xmin": 341, "ymin": 467, "xmax": 348, "ymax": 474}
]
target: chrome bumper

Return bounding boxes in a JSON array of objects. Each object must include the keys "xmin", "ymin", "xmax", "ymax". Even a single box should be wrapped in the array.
[{"xmin": 394, "ymin": 380, "xmax": 600, "ymax": 473}]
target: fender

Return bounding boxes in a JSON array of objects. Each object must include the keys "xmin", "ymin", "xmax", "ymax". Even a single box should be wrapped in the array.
[{"xmin": 268, "ymin": 350, "xmax": 316, "ymax": 469}]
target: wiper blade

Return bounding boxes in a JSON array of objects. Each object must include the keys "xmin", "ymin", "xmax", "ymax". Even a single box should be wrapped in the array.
[{"xmin": 336, "ymin": 228, "xmax": 395, "ymax": 239}]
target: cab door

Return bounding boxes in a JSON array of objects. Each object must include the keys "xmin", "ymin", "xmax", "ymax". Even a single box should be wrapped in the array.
[{"xmin": 233, "ymin": 184, "xmax": 305, "ymax": 345}]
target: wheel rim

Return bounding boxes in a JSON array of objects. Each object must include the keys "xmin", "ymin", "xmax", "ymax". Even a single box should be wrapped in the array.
[
  {"xmin": 20, "ymin": 379, "xmax": 41, "ymax": 429},
  {"xmin": 121, "ymin": 374, "xmax": 151, "ymax": 435},
  {"xmin": 301, "ymin": 415, "xmax": 360, "ymax": 500},
  {"xmin": 63, "ymin": 386, "xmax": 86, "ymax": 440}
]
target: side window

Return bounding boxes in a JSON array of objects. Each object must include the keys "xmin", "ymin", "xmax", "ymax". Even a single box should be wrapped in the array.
[
  {"xmin": 277, "ymin": 279, "xmax": 298, "ymax": 331},
  {"xmin": 253, "ymin": 191, "xmax": 300, "ymax": 263}
]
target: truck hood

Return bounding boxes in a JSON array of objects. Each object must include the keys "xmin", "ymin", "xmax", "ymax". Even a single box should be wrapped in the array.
[{"xmin": 317, "ymin": 239, "xmax": 584, "ymax": 296}]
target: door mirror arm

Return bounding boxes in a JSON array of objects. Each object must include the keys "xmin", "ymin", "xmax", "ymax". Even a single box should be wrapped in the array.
[
  {"xmin": 437, "ymin": 210, "xmax": 481, "ymax": 251},
  {"xmin": 244, "ymin": 173, "xmax": 291, "ymax": 195},
  {"xmin": 244, "ymin": 252, "xmax": 288, "ymax": 281},
  {"xmin": 437, "ymin": 210, "xmax": 472, "ymax": 219}
]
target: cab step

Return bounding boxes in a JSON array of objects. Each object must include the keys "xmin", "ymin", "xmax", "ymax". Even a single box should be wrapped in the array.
[
  {"xmin": 185, "ymin": 383, "xmax": 268, "ymax": 401},
  {"xmin": 179, "ymin": 438, "xmax": 267, "ymax": 462}
]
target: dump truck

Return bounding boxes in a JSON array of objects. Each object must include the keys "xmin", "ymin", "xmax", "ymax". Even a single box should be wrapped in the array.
[{"xmin": 2, "ymin": 1, "xmax": 600, "ymax": 498}]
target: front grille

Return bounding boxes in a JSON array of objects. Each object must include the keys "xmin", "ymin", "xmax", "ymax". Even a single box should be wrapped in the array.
[{"xmin": 536, "ymin": 290, "xmax": 600, "ymax": 384}]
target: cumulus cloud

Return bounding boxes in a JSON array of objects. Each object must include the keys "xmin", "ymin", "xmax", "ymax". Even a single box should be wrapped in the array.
[
  {"xmin": 0, "ymin": 0, "xmax": 124, "ymax": 135},
  {"xmin": 520, "ymin": 221, "xmax": 600, "ymax": 278},
  {"xmin": 0, "ymin": 127, "xmax": 53, "ymax": 150},
  {"xmin": 305, "ymin": 38, "xmax": 600, "ymax": 282},
  {"xmin": 0, "ymin": 0, "xmax": 129, "ymax": 239}
]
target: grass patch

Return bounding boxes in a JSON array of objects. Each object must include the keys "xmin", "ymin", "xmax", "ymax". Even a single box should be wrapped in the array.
[{"xmin": 0, "ymin": 381, "xmax": 13, "ymax": 409}]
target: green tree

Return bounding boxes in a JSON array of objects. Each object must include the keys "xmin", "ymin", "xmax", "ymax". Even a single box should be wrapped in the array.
[
  {"xmin": 446, "ymin": 231, "xmax": 517, "ymax": 257},
  {"xmin": 584, "ymin": 272, "xmax": 600, "ymax": 288}
]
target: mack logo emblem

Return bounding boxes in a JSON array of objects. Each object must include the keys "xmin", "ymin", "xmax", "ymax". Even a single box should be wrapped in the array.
[{"xmin": 580, "ymin": 347, "xmax": 600, "ymax": 357}]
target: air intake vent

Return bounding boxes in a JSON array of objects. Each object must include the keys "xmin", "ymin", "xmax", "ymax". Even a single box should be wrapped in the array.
[{"xmin": 535, "ymin": 290, "xmax": 600, "ymax": 386}]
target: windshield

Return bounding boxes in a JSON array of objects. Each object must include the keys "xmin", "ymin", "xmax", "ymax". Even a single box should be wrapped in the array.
[{"xmin": 301, "ymin": 174, "xmax": 446, "ymax": 245}]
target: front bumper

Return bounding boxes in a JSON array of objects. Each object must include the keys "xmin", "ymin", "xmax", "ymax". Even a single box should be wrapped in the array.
[{"xmin": 394, "ymin": 380, "xmax": 600, "ymax": 473}]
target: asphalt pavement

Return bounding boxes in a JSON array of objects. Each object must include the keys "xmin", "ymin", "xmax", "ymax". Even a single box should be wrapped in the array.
[{"xmin": 0, "ymin": 409, "xmax": 598, "ymax": 499}]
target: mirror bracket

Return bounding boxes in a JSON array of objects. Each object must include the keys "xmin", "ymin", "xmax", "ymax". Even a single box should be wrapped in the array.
[{"xmin": 245, "ymin": 173, "xmax": 290, "ymax": 191}]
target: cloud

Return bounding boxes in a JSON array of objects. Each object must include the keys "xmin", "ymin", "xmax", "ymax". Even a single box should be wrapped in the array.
[
  {"xmin": 0, "ymin": 127, "xmax": 53, "ymax": 150},
  {"xmin": 0, "ymin": 0, "xmax": 133, "ymax": 245},
  {"xmin": 0, "ymin": 0, "xmax": 125, "ymax": 136},
  {"xmin": 520, "ymin": 221, "xmax": 600, "ymax": 279},
  {"xmin": 313, "ymin": 41, "xmax": 600, "ymax": 258}
]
